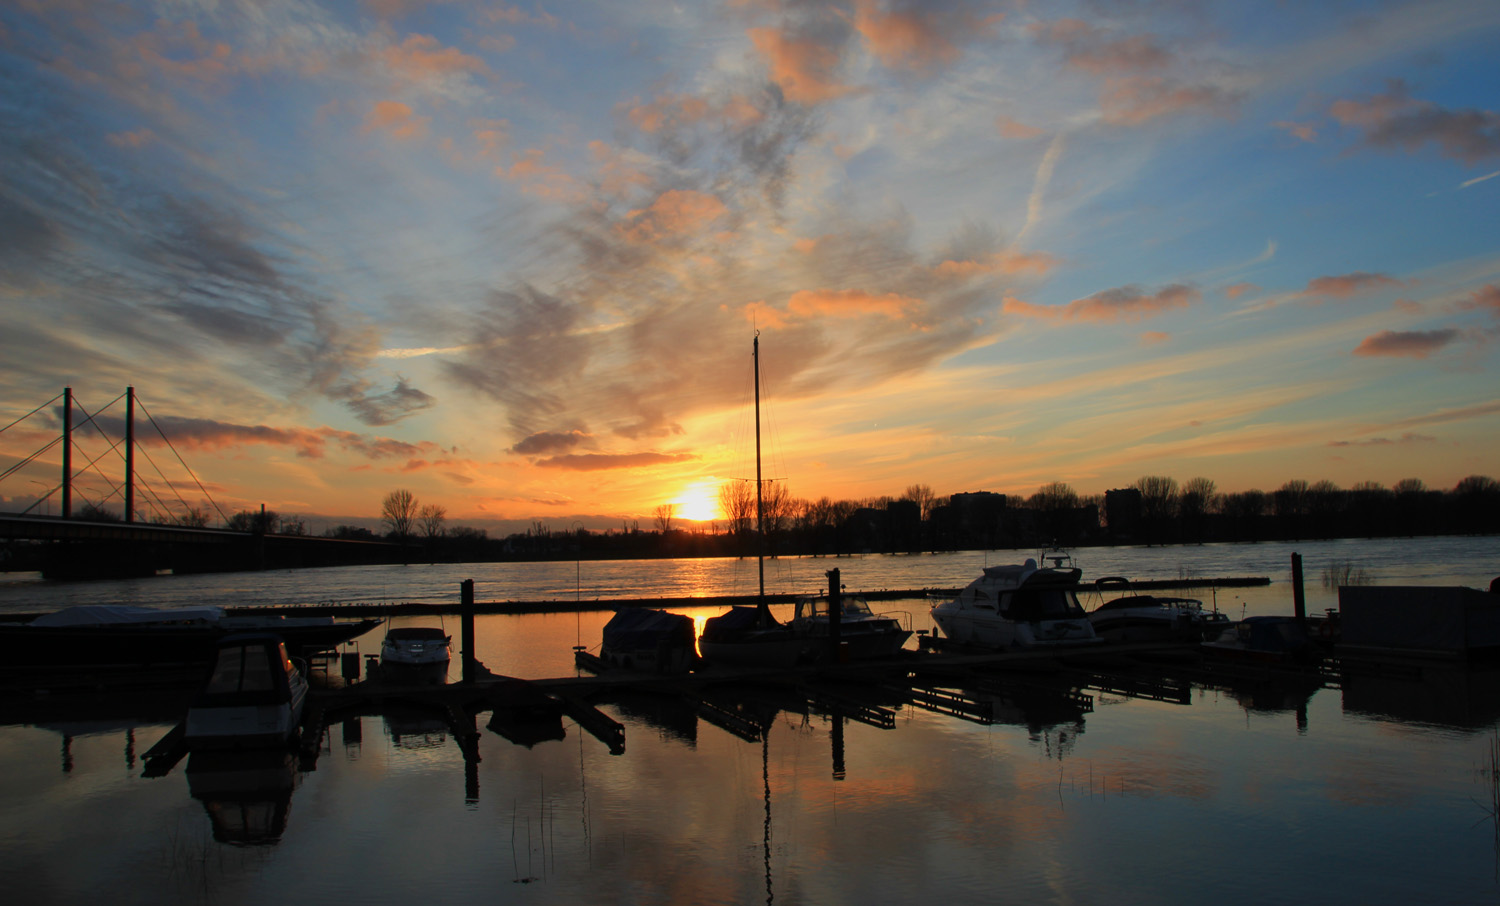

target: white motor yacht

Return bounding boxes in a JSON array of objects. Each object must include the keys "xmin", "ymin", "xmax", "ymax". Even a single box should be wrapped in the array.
[
  {"xmin": 1088, "ymin": 578, "xmax": 1231, "ymax": 641},
  {"xmin": 930, "ymin": 558, "xmax": 1100, "ymax": 650}
]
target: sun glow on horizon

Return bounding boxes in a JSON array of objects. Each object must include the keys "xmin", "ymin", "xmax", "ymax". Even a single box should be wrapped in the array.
[{"xmin": 674, "ymin": 480, "xmax": 722, "ymax": 523}]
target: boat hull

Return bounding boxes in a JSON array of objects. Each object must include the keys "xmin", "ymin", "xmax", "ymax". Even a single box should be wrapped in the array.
[
  {"xmin": 931, "ymin": 608, "xmax": 1099, "ymax": 650},
  {"xmin": 0, "ymin": 617, "xmax": 379, "ymax": 672}
]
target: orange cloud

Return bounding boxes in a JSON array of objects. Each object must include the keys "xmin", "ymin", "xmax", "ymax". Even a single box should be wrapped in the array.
[
  {"xmin": 131, "ymin": 21, "xmax": 234, "ymax": 82},
  {"xmin": 1302, "ymin": 272, "xmax": 1402, "ymax": 300},
  {"xmin": 1224, "ymin": 282, "xmax": 1258, "ymax": 300},
  {"xmin": 1274, "ymin": 120, "xmax": 1317, "ymax": 142},
  {"xmin": 748, "ymin": 27, "xmax": 851, "ymax": 104},
  {"xmin": 621, "ymin": 189, "xmax": 728, "ymax": 242},
  {"xmin": 536, "ymin": 451, "xmax": 698, "ymax": 471},
  {"xmin": 1140, "ymin": 331, "xmax": 1170, "ymax": 345},
  {"xmin": 628, "ymin": 92, "xmax": 712, "ymax": 134},
  {"xmin": 787, "ymin": 288, "xmax": 921, "ymax": 320},
  {"xmin": 996, "ymin": 116, "xmax": 1044, "ymax": 140},
  {"xmin": 1004, "ymin": 284, "xmax": 1200, "ymax": 322},
  {"xmin": 381, "ymin": 34, "xmax": 489, "ymax": 80},
  {"xmin": 1352, "ymin": 329, "xmax": 1458, "ymax": 358},
  {"xmin": 1330, "ymin": 80, "xmax": 1500, "ymax": 163},
  {"xmin": 935, "ymin": 251, "xmax": 1057, "ymax": 279},
  {"xmin": 361, "ymin": 100, "xmax": 429, "ymax": 140},
  {"xmin": 851, "ymin": 0, "xmax": 974, "ymax": 72},
  {"xmin": 1100, "ymin": 76, "xmax": 1236, "ymax": 126},
  {"xmin": 500, "ymin": 147, "xmax": 584, "ymax": 201},
  {"xmin": 470, "ymin": 118, "xmax": 510, "ymax": 159},
  {"xmin": 1463, "ymin": 284, "xmax": 1500, "ymax": 316}
]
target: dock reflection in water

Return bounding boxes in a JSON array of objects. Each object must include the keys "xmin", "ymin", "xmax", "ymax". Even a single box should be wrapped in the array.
[{"xmin": 7, "ymin": 560, "xmax": 1500, "ymax": 906}]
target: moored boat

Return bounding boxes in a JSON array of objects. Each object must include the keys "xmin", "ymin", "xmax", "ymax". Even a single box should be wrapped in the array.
[
  {"xmin": 185, "ymin": 633, "xmax": 309, "ymax": 750},
  {"xmin": 1088, "ymin": 577, "xmax": 1230, "ymax": 641},
  {"xmin": 791, "ymin": 594, "xmax": 912, "ymax": 661},
  {"xmin": 599, "ymin": 608, "xmax": 697, "ymax": 673},
  {"xmin": 0, "ymin": 604, "xmax": 378, "ymax": 672},
  {"xmin": 930, "ymin": 558, "xmax": 1101, "ymax": 650},
  {"xmin": 1200, "ymin": 616, "xmax": 1321, "ymax": 665},
  {"xmin": 380, "ymin": 626, "xmax": 452, "ymax": 673},
  {"xmin": 697, "ymin": 334, "xmax": 817, "ymax": 669}
]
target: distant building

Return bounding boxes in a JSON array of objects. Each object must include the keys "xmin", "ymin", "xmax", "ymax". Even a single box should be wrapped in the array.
[{"xmin": 1104, "ymin": 488, "xmax": 1142, "ymax": 541}]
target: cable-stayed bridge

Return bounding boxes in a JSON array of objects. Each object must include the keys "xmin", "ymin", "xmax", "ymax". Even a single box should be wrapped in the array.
[{"xmin": 1, "ymin": 388, "xmax": 398, "ymax": 578}]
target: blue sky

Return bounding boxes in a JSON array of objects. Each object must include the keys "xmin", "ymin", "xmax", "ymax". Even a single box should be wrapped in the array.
[{"xmin": 2, "ymin": 0, "xmax": 1497, "ymax": 533}]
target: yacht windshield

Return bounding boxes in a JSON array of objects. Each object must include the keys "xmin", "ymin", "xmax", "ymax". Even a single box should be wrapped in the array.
[{"xmin": 1004, "ymin": 588, "xmax": 1083, "ymax": 621}]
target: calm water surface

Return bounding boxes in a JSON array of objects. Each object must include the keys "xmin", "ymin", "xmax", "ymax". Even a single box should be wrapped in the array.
[{"xmin": 2, "ymin": 536, "xmax": 1498, "ymax": 904}]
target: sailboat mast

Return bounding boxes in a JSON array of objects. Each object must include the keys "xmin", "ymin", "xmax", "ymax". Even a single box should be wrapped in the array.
[{"xmin": 754, "ymin": 333, "xmax": 766, "ymax": 610}]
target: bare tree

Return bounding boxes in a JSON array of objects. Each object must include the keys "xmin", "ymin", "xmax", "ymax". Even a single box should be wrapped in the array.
[
  {"xmin": 902, "ymin": 483, "xmax": 937, "ymax": 521},
  {"xmin": 654, "ymin": 503, "xmax": 675, "ymax": 533},
  {"xmin": 228, "ymin": 508, "xmax": 276, "ymax": 532},
  {"xmin": 381, "ymin": 489, "xmax": 419, "ymax": 542},
  {"xmin": 760, "ymin": 480, "xmax": 793, "ymax": 545},
  {"xmin": 1134, "ymin": 475, "xmax": 1179, "ymax": 521},
  {"xmin": 718, "ymin": 479, "xmax": 755, "ymax": 538},
  {"xmin": 419, "ymin": 504, "xmax": 447, "ymax": 540}
]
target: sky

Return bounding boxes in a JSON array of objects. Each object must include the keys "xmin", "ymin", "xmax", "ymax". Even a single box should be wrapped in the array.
[{"xmin": 1, "ymin": 0, "xmax": 1498, "ymax": 536}]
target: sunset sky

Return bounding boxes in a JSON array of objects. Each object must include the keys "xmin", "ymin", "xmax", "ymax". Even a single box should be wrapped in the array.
[{"xmin": 2, "ymin": 0, "xmax": 1498, "ymax": 535}]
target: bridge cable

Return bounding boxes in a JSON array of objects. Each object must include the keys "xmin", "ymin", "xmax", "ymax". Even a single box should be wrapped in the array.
[
  {"xmin": 0, "ymin": 391, "xmax": 64, "ymax": 435},
  {"xmin": 134, "ymin": 397, "xmax": 232, "ymax": 526}
]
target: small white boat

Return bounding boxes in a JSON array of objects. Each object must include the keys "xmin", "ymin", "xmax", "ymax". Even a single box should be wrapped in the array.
[
  {"xmin": 1088, "ymin": 577, "xmax": 1230, "ymax": 641},
  {"xmin": 929, "ymin": 558, "xmax": 1101, "ymax": 650},
  {"xmin": 185, "ymin": 634, "xmax": 309, "ymax": 750},
  {"xmin": 791, "ymin": 594, "xmax": 912, "ymax": 660},
  {"xmin": 380, "ymin": 626, "xmax": 452, "ymax": 673}
]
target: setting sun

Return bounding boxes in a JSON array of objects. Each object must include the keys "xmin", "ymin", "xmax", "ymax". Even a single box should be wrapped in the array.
[{"xmin": 674, "ymin": 480, "xmax": 722, "ymax": 523}]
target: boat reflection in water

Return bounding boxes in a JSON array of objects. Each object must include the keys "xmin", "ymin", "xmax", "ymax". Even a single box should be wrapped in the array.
[{"xmin": 185, "ymin": 749, "xmax": 300, "ymax": 846}]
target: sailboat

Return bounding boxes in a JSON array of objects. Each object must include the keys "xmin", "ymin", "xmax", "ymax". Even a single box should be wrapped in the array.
[{"xmin": 698, "ymin": 334, "xmax": 815, "ymax": 669}]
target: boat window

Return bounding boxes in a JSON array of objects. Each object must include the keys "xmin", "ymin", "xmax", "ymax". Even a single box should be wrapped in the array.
[
  {"xmin": 204, "ymin": 645, "xmax": 278, "ymax": 694},
  {"xmin": 1004, "ymin": 588, "xmax": 1084, "ymax": 621}
]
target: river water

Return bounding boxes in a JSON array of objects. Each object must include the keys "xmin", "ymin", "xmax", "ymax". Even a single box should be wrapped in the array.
[{"xmin": 2, "ymin": 535, "xmax": 1498, "ymax": 904}]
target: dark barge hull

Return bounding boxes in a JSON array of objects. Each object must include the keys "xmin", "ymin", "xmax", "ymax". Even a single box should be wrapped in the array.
[{"xmin": 0, "ymin": 620, "xmax": 381, "ymax": 671}]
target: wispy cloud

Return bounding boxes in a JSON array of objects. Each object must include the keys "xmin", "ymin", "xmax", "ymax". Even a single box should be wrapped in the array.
[
  {"xmin": 1352, "ymin": 328, "xmax": 1459, "ymax": 358},
  {"xmin": 536, "ymin": 451, "xmax": 699, "ymax": 471},
  {"xmin": 1004, "ymin": 284, "xmax": 1200, "ymax": 323}
]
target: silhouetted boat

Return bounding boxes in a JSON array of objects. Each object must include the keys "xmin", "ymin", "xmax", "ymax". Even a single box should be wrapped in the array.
[
  {"xmin": 1088, "ymin": 577, "xmax": 1230, "ymax": 641},
  {"xmin": 930, "ymin": 558, "xmax": 1101, "ymax": 650},
  {"xmin": 791, "ymin": 593, "xmax": 912, "ymax": 660},
  {"xmin": 184, "ymin": 634, "xmax": 309, "ymax": 750},
  {"xmin": 1200, "ymin": 616, "xmax": 1321, "ymax": 665},
  {"xmin": 0, "ymin": 604, "xmax": 378, "ymax": 672},
  {"xmin": 599, "ymin": 608, "xmax": 697, "ymax": 673},
  {"xmin": 698, "ymin": 333, "xmax": 816, "ymax": 669}
]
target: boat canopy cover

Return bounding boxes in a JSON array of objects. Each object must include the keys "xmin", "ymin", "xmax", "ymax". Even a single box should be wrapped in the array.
[
  {"xmin": 602, "ymin": 608, "xmax": 694, "ymax": 650},
  {"xmin": 701, "ymin": 605, "xmax": 785, "ymax": 640},
  {"xmin": 30, "ymin": 605, "xmax": 225, "ymax": 627}
]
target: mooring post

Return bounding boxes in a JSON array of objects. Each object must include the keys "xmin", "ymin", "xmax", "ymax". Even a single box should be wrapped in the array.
[
  {"xmin": 460, "ymin": 579, "xmax": 476, "ymax": 683},
  {"xmin": 827, "ymin": 568, "xmax": 843, "ymax": 662},
  {"xmin": 1291, "ymin": 552, "xmax": 1307, "ymax": 627}
]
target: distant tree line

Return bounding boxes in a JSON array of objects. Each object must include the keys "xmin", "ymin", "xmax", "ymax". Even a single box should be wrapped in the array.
[{"xmin": 375, "ymin": 474, "xmax": 1499, "ymax": 564}]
